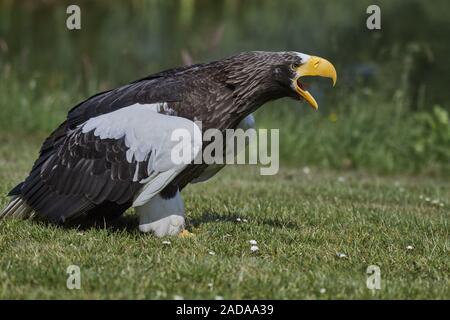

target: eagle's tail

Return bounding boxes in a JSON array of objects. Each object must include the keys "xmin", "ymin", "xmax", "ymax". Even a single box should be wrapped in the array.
[{"xmin": 0, "ymin": 196, "xmax": 36, "ymax": 220}]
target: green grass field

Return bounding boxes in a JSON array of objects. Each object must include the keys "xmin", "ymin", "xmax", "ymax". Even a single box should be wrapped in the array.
[{"xmin": 0, "ymin": 135, "xmax": 448, "ymax": 299}]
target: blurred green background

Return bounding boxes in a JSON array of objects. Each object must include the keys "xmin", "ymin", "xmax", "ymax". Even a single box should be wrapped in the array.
[{"xmin": 0, "ymin": 0, "xmax": 449, "ymax": 175}]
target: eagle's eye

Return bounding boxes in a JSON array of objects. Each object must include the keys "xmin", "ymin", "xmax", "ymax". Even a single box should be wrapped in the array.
[{"xmin": 290, "ymin": 63, "xmax": 301, "ymax": 71}]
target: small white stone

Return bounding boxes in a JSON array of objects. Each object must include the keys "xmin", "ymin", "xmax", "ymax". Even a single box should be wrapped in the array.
[
  {"xmin": 425, "ymin": 197, "xmax": 431, "ymax": 202},
  {"xmin": 302, "ymin": 167, "xmax": 311, "ymax": 175},
  {"xmin": 250, "ymin": 245, "xmax": 259, "ymax": 252},
  {"xmin": 431, "ymin": 199, "xmax": 439, "ymax": 205},
  {"xmin": 162, "ymin": 240, "xmax": 171, "ymax": 245},
  {"xmin": 337, "ymin": 176, "xmax": 346, "ymax": 183},
  {"xmin": 249, "ymin": 240, "xmax": 257, "ymax": 245},
  {"xmin": 215, "ymin": 295, "xmax": 224, "ymax": 300},
  {"xmin": 208, "ymin": 282, "xmax": 213, "ymax": 288},
  {"xmin": 406, "ymin": 245, "xmax": 414, "ymax": 250},
  {"xmin": 440, "ymin": 203, "xmax": 445, "ymax": 207},
  {"xmin": 243, "ymin": 219, "xmax": 248, "ymax": 223},
  {"xmin": 173, "ymin": 295, "xmax": 184, "ymax": 300},
  {"xmin": 236, "ymin": 218, "xmax": 242, "ymax": 222},
  {"xmin": 336, "ymin": 252, "xmax": 347, "ymax": 258},
  {"xmin": 419, "ymin": 195, "xmax": 424, "ymax": 200},
  {"xmin": 319, "ymin": 288, "xmax": 326, "ymax": 294},
  {"xmin": 208, "ymin": 251, "xmax": 216, "ymax": 256}
]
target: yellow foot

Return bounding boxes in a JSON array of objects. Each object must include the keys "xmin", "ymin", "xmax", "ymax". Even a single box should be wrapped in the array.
[{"xmin": 179, "ymin": 229, "xmax": 194, "ymax": 238}]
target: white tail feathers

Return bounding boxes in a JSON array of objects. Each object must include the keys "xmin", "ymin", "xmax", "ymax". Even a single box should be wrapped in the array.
[{"xmin": 0, "ymin": 196, "xmax": 36, "ymax": 220}]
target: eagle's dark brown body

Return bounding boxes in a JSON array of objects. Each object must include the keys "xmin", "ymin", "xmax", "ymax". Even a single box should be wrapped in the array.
[{"xmin": 3, "ymin": 51, "xmax": 313, "ymax": 223}]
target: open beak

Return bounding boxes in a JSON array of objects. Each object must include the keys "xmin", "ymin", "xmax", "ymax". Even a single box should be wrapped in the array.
[{"xmin": 293, "ymin": 56, "xmax": 337, "ymax": 110}]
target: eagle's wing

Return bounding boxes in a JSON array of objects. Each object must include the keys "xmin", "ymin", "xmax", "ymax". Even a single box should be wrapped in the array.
[
  {"xmin": 20, "ymin": 103, "xmax": 201, "ymax": 223},
  {"xmin": 191, "ymin": 114, "xmax": 255, "ymax": 184}
]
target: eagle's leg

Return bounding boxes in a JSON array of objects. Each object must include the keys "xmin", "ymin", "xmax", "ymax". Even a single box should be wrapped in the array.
[{"xmin": 136, "ymin": 190, "xmax": 186, "ymax": 237}]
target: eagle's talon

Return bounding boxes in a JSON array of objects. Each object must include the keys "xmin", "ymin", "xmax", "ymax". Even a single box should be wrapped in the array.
[{"xmin": 179, "ymin": 229, "xmax": 194, "ymax": 238}]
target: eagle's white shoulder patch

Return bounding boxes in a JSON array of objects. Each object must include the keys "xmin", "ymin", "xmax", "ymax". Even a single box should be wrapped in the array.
[
  {"xmin": 80, "ymin": 102, "xmax": 202, "ymax": 207},
  {"xmin": 81, "ymin": 102, "xmax": 199, "ymax": 167}
]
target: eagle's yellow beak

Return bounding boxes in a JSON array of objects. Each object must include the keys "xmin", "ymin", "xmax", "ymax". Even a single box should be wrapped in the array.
[{"xmin": 293, "ymin": 56, "xmax": 337, "ymax": 110}]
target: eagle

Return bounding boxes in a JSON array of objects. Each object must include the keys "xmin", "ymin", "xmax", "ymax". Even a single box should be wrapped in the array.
[{"xmin": 1, "ymin": 51, "xmax": 336, "ymax": 237}]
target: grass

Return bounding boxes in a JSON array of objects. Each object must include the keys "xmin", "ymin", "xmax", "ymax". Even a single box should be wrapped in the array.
[
  {"xmin": 256, "ymin": 96, "xmax": 450, "ymax": 175},
  {"xmin": 0, "ymin": 135, "xmax": 448, "ymax": 299}
]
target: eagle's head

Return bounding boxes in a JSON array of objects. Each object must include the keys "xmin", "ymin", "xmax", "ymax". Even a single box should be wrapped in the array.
[
  {"xmin": 223, "ymin": 51, "xmax": 337, "ymax": 110},
  {"xmin": 274, "ymin": 51, "xmax": 337, "ymax": 110}
]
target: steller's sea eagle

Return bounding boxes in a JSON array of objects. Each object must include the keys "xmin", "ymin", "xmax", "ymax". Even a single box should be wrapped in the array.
[{"xmin": 1, "ymin": 51, "xmax": 336, "ymax": 237}]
